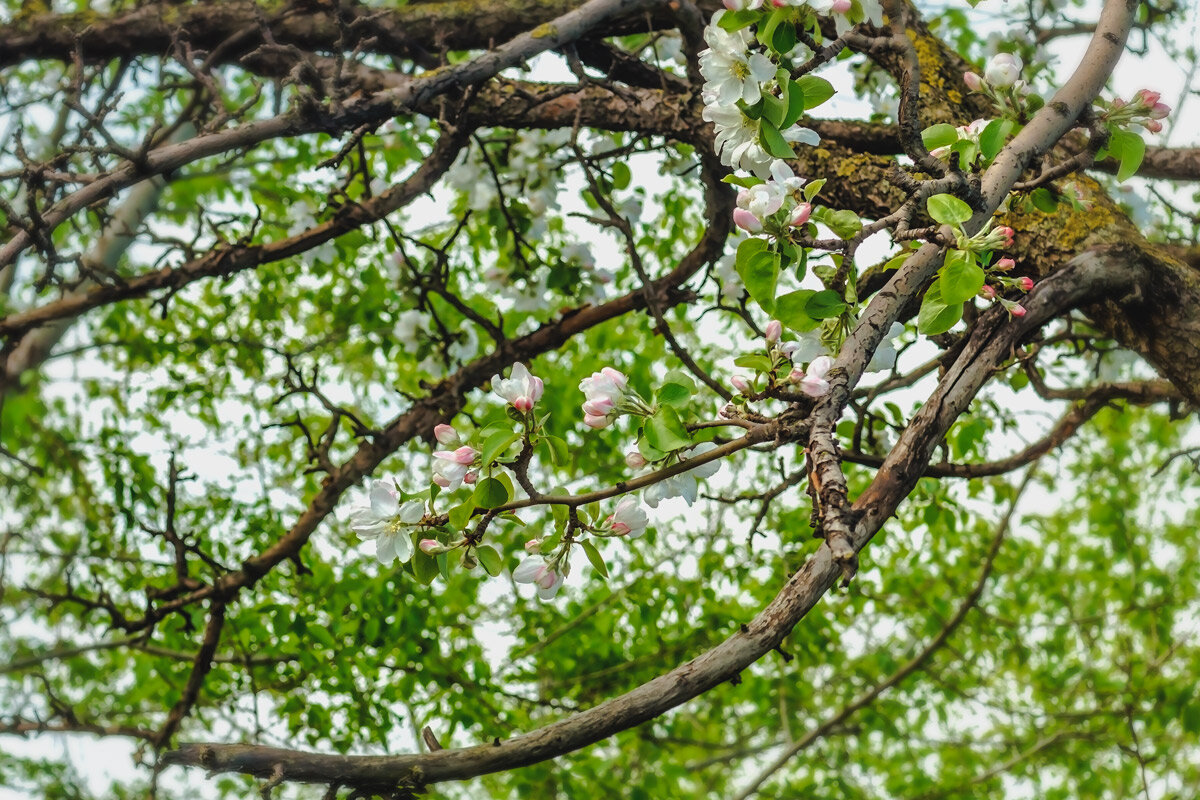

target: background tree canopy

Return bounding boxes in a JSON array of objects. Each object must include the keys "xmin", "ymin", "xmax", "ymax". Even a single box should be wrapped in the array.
[{"xmin": 2, "ymin": 0, "xmax": 1199, "ymax": 797}]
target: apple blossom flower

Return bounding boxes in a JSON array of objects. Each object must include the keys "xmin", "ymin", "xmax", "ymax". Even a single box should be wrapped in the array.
[
  {"xmin": 731, "ymin": 375, "xmax": 752, "ymax": 394},
  {"xmin": 644, "ymin": 442, "xmax": 723, "ymax": 508},
  {"xmin": 1018, "ymin": 276, "xmax": 1035, "ymax": 291},
  {"xmin": 625, "ymin": 451, "xmax": 647, "ymax": 469},
  {"xmin": 980, "ymin": 284, "xmax": 997, "ymax": 300},
  {"xmin": 733, "ymin": 207, "xmax": 764, "ymax": 233},
  {"xmin": 996, "ymin": 226, "xmax": 1015, "ymax": 247},
  {"xmin": 795, "ymin": 355, "xmax": 833, "ymax": 398},
  {"xmin": 738, "ymin": 183, "xmax": 786, "ymax": 220},
  {"xmin": 580, "ymin": 367, "xmax": 630, "ymax": 429},
  {"xmin": 723, "ymin": 0, "xmax": 764, "ymax": 8},
  {"xmin": 1144, "ymin": 120, "xmax": 1163, "ymax": 133},
  {"xmin": 433, "ymin": 424, "xmax": 459, "ymax": 445},
  {"xmin": 995, "ymin": 257, "xmax": 1015, "ymax": 271},
  {"xmin": 699, "ymin": 37, "xmax": 776, "ymax": 106},
  {"xmin": 348, "ymin": 479, "xmax": 423, "ymax": 564},
  {"xmin": 963, "ymin": 71, "xmax": 983, "ymax": 92},
  {"xmin": 513, "ymin": 556, "xmax": 567, "ymax": 600},
  {"xmin": 432, "ymin": 446, "xmax": 478, "ymax": 490},
  {"xmin": 607, "ymin": 496, "xmax": 649, "ymax": 537},
  {"xmin": 764, "ymin": 320, "xmax": 783, "ymax": 343},
  {"xmin": 789, "ymin": 202, "xmax": 812, "ymax": 227},
  {"xmin": 984, "ymin": 53, "xmax": 1022, "ymax": 88},
  {"xmin": 525, "ymin": 538, "xmax": 543, "ymax": 554},
  {"xmin": 419, "ymin": 539, "xmax": 443, "ymax": 555},
  {"xmin": 492, "ymin": 362, "xmax": 543, "ymax": 413},
  {"xmin": 1136, "ymin": 89, "xmax": 1161, "ymax": 106},
  {"xmin": 866, "ymin": 322, "xmax": 905, "ymax": 373},
  {"xmin": 1011, "ymin": 304, "xmax": 1027, "ymax": 317}
]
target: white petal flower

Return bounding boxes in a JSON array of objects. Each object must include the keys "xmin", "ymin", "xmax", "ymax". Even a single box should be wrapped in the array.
[
  {"xmin": 492, "ymin": 362, "xmax": 544, "ymax": 412},
  {"xmin": 984, "ymin": 53, "xmax": 1023, "ymax": 88},
  {"xmin": 866, "ymin": 322, "xmax": 905, "ymax": 373},
  {"xmin": 348, "ymin": 480, "xmax": 420, "ymax": 564},
  {"xmin": 608, "ymin": 496, "xmax": 649, "ymax": 537},
  {"xmin": 513, "ymin": 556, "xmax": 566, "ymax": 600}
]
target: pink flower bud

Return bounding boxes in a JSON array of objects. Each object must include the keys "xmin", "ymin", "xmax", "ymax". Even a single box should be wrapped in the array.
[
  {"xmin": 963, "ymin": 71, "xmax": 983, "ymax": 92},
  {"xmin": 419, "ymin": 539, "xmax": 441, "ymax": 555},
  {"xmin": 463, "ymin": 470, "xmax": 477, "ymax": 485},
  {"xmin": 980, "ymin": 285, "xmax": 996, "ymax": 300},
  {"xmin": 996, "ymin": 226, "xmax": 1014, "ymax": 247},
  {"xmin": 733, "ymin": 208, "xmax": 763, "ymax": 233},
  {"xmin": 1144, "ymin": 119, "xmax": 1163, "ymax": 133},
  {"xmin": 764, "ymin": 320, "xmax": 783, "ymax": 343},
  {"xmin": 610, "ymin": 521, "xmax": 632, "ymax": 536},
  {"xmin": 1018, "ymin": 276, "xmax": 1034, "ymax": 291},
  {"xmin": 1137, "ymin": 89, "xmax": 1162, "ymax": 107},
  {"xmin": 1111, "ymin": 97, "xmax": 1127, "ymax": 110},
  {"xmin": 788, "ymin": 367, "xmax": 805, "ymax": 383},
  {"xmin": 995, "ymin": 257, "xmax": 1015, "ymax": 271},
  {"xmin": 789, "ymin": 202, "xmax": 812, "ymax": 228},
  {"xmin": 830, "ymin": 0, "xmax": 851, "ymax": 12},
  {"xmin": 582, "ymin": 398, "xmax": 615, "ymax": 417},
  {"xmin": 731, "ymin": 375, "xmax": 751, "ymax": 394},
  {"xmin": 1149, "ymin": 102, "xmax": 1170, "ymax": 120},
  {"xmin": 1011, "ymin": 304, "xmax": 1027, "ymax": 317},
  {"xmin": 513, "ymin": 396, "xmax": 533, "ymax": 413},
  {"xmin": 524, "ymin": 538, "xmax": 542, "ymax": 554},
  {"xmin": 433, "ymin": 423, "xmax": 458, "ymax": 445},
  {"xmin": 625, "ymin": 451, "xmax": 647, "ymax": 469},
  {"xmin": 583, "ymin": 413, "xmax": 609, "ymax": 429}
]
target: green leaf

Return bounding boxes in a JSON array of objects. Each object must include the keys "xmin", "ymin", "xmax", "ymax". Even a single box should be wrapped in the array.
[
  {"xmin": 770, "ymin": 16, "xmax": 797, "ymax": 55},
  {"xmin": 733, "ymin": 353, "xmax": 775, "ymax": 372},
  {"xmin": 803, "ymin": 178, "xmax": 826, "ymax": 201},
  {"xmin": 476, "ymin": 545, "xmax": 502, "ymax": 577},
  {"xmin": 479, "ymin": 429, "xmax": 521, "ymax": 467},
  {"xmin": 1030, "ymin": 187, "xmax": 1058, "ymax": 213},
  {"xmin": 656, "ymin": 382, "xmax": 692, "ymax": 407},
  {"xmin": 1110, "ymin": 129, "xmax": 1146, "ymax": 182},
  {"xmin": 773, "ymin": 289, "xmax": 819, "ymax": 332},
  {"xmin": 758, "ymin": 119, "xmax": 796, "ymax": 160},
  {"xmin": 736, "ymin": 243, "xmax": 780, "ymax": 314},
  {"xmin": 307, "ymin": 623, "xmax": 337, "ymax": 649},
  {"xmin": 805, "ymin": 289, "xmax": 847, "ymax": 320},
  {"xmin": 978, "ymin": 118, "xmax": 1014, "ymax": 161},
  {"xmin": 472, "ymin": 476, "xmax": 510, "ymax": 509},
  {"xmin": 722, "ymin": 174, "xmax": 765, "ymax": 189},
  {"xmin": 781, "ymin": 81, "xmax": 806, "ymax": 129},
  {"xmin": 926, "ymin": 193, "xmax": 973, "ymax": 225},
  {"xmin": 449, "ymin": 501, "xmax": 474, "ymax": 530},
  {"xmin": 717, "ymin": 8, "xmax": 760, "ymax": 31},
  {"xmin": 825, "ymin": 209, "xmax": 863, "ymax": 239},
  {"xmin": 581, "ymin": 539, "xmax": 609, "ymax": 579},
  {"xmin": 644, "ymin": 406, "xmax": 692, "ymax": 452},
  {"xmin": 411, "ymin": 548, "xmax": 439, "ymax": 585},
  {"xmin": 760, "ymin": 94, "xmax": 786, "ymax": 129},
  {"xmin": 610, "ymin": 161, "xmax": 631, "ymax": 190},
  {"xmin": 540, "ymin": 527, "xmax": 563, "ymax": 553},
  {"xmin": 795, "ymin": 75, "xmax": 835, "ymax": 110},
  {"xmin": 921, "ymin": 123, "xmax": 959, "ymax": 151},
  {"xmin": 541, "ymin": 434, "xmax": 569, "ymax": 467},
  {"xmin": 939, "ymin": 250, "xmax": 985, "ymax": 304},
  {"xmin": 917, "ymin": 279, "xmax": 964, "ymax": 335}
]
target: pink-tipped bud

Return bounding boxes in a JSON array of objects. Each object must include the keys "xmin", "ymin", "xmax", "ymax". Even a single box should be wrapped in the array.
[
  {"xmin": 1149, "ymin": 102, "xmax": 1170, "ymax": 120},
  {"xmin": 996, "ymin": 226, "xmax": 1015, "ymax": 247},
  {"xmin": 419, "ymin": 539, "xmax": 442, "ymax": 555},
  {"xmin": 764, "ymin": 320, "xmax": 783, "ymax": 343},
  {"xmin": 963, "ymin": 71, "xmax": 983, "ymax": 92},
  {"xmin": 463, "ymin": 470, "xmax": 477, "ymax": 485},
  {"xmin": 1018, "ymin": 276, "xmax": 1035, "ymax": 291},
  {"xmin": 1137, "ymin": 89, "xmax": 1162, "ymax": 107},
  {"xmin": 451, "ymin": 446, "xmax": 476, "ymax": 464},
  {"xmin": 625, "ymin": 451, "xmax": 647, "ymax": 469},
  {"xmin": 731, "ymin": 375, "xmax": 751, "ymax": 394},
  {"xmin": 733, "ymin": 207, "xmax": 763, "ymax": 233},
  {"xmin": 789, "ymin": 202, "xmax": 812, "ymax": 228},
  {"xmin": 513, "ymin": 396, "xmax": 534, "ymax": 413},
  {"xmin": 830, "ymin": 0, "xmax": 851, "ymax": 12},
  {"xmin": 524, "ymin": 538, "xmax": 542, "ymax": 554},
  {"xmin": 995, "ymin": 257, "xmax": 1015, "ymax": 271},
  {"xmin": 1144, "ymin": 119, "xmax": 1163, "ymax": 133},
  {"xmin": 980, "ymin": 285, "xmax": 996, "ymax": 300},
  {"xmin": 1011, "ymin": 304, "xmax": 1027, "ymax": 317},
  {"xmin": 610, "ymin": 520, "xmax": 632, "ymax": 536},
  {"xmin": 788, "ymin": 367, "xmax": 805, "ymax": 384},
  {"xmin": 433, "ymin": 423, "xmax": 458, "ymax": 445}
]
